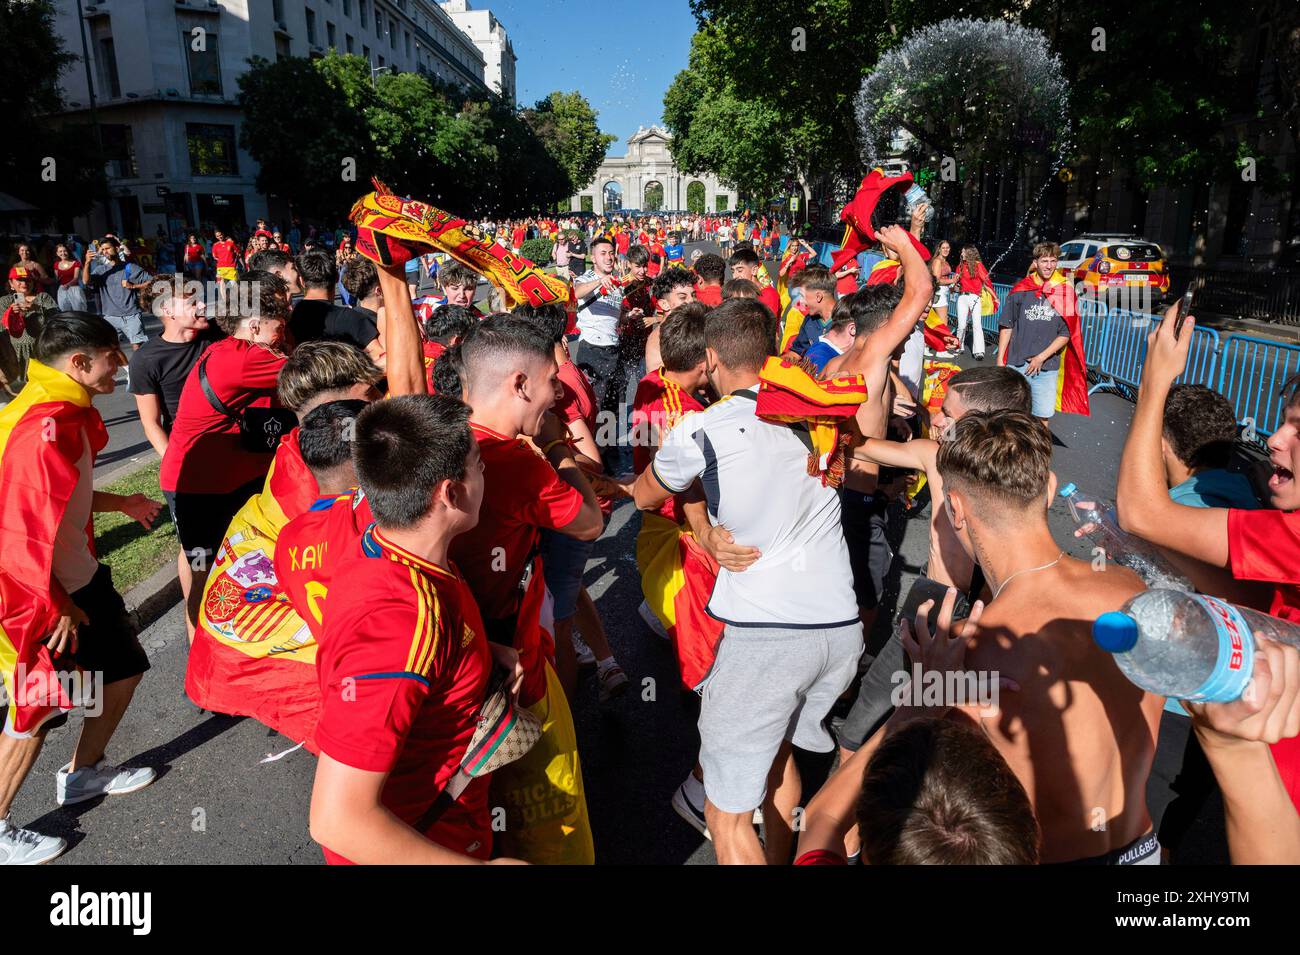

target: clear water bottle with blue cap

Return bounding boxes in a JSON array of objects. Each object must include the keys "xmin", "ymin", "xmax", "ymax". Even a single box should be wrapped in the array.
[
  {"xmin": 1058, "ymin": 482, "xmax": 1192, "ymax": 591},
  {"xmin": 1094, "ymin": 590, "xmax": 1300, "ymax": 702}
]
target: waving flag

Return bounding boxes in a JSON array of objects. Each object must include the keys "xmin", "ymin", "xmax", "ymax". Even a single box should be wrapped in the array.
[
  {"xmin": 350, "ymin": 179, "xmax": 572, "ymax": 316},
  {"xmin": 1009, "ymin": 271, "xmax": 1091, "ymax": 416},
  {"xmin": 185, "ymin": 430, "xmax": 323, "ymax": 748},
  {"xmin": 756, "ymin": 356, "xmax": 867, "ymax": 486},
  {"xmin": 0, "ymin": 360, "xmax": 108, "ymax": 736}
]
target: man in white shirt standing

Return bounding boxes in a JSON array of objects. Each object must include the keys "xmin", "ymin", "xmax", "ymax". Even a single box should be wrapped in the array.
[
  {"xmin": 632, "ymin": 297, "xmax": 864, "ymax": 865},
  {"xmin": 571, "ymin": 236, "xmax": 624, "ymax": 463}
]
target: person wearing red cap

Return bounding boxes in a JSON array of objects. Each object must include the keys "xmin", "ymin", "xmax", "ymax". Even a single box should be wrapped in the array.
[{"xmin": 1, "ymin": 266, "xmax": 58, "ymax": 395}]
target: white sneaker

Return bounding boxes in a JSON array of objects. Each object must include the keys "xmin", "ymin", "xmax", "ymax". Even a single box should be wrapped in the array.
[
  {"xmin": 638, "ymin": 600, "xmax": 670, "ymax": 641},
  {"xmin": 671, "ymin": 777, "xmax": 710, "ymax": 840},
  {"xmin": 56, "ymin": 759, "xmax": 157, "ymax": 807},
  {"xmin": 571, "ymin": 633, "xmax": 597, "ymax": 668},
  {"xmin": 597, "ymin": 662, "xmax": 629, "ymax": 703},
  {"xmin": 0, "ymin": 815, "xmax": 66, "ymax": 865}
]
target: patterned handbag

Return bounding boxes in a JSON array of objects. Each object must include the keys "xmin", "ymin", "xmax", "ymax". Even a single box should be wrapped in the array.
[{"xmin": 414, "ymin": 667, "xmax": 542, "ymax": 831}]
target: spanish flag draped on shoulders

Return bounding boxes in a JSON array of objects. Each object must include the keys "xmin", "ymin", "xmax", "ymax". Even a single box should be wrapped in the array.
[
  {"xmin": 1007, "ymin": 269, "xmax": 1090, "ymax": 416},
  {"xmin": 184, "ymin": 427, "xmax": 324, "ymax": 748},
  {"xmin": 632, "ymin": 368, "xmax": 722, "ymax": 690},
  {"xmin": 0, "ymin": 359, "xmax": 108, "ymax": 735}
]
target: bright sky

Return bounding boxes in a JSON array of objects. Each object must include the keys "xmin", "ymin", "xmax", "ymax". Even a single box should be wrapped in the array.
[{"xmin": 477, "ymin": 0, "xmax": 700, "ymax": 157}]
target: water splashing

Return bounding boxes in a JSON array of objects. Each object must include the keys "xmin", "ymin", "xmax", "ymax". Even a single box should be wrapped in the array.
[{"xmin": 855, "ymin": 18, "xmax": 1073, "ymax": 271}]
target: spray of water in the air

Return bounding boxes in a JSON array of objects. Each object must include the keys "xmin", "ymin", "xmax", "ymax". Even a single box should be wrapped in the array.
[{"xmin": 855, "ymin": 18, "xmax": 1072, "ymax": 272}]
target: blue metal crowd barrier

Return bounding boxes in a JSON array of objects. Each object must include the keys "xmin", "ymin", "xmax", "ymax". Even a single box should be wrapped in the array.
[
  {"xmin": 781, "ymin": 254, "xmax": 1297, "ymax": 438},
  {"xmin": 1214, "ymin": 334, "xmax": 1300, "ymax": 439}
]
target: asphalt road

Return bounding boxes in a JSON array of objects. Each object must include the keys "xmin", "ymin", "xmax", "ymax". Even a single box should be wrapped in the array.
[{"xmin": 11, "ymin": 352, "xmax": 1145, "ymax": 865}]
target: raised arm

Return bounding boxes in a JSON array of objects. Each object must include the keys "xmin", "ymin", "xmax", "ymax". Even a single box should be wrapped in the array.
[
  {"xmin": 1115, "ymin": 308, "xmax": 1230, "ymax": 567},
  {"xmin": 375, "ymin": 263, "xmax": 425, "ymax": 396}
]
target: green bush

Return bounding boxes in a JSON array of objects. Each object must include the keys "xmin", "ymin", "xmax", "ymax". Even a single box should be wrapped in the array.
[{"xmin": 519, "ymin": 237, "xmax": 553, "ymax": 266}]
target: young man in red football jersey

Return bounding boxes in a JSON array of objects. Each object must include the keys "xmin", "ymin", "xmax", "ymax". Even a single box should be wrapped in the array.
[
  {"xmin": 308, "ymin": 393, "xmax": 525, "ymax": 865},
  {"xmin": 693, "ymin": 253, "xmax": 726, "ymax": 308},
  {"xmin": 449, "ymin": 314, "xmax": 602, "ymax": 862},
  {"xmin": 274, "ymin": 399, "xmax": 371, "ymax": 641},
  {"xmin": 210, "ymin": 229, "xmax": 241, "ymax": 284},
  {"xmin": 515, "ymin": 303, "xmax": 628, "ymax": 700}
]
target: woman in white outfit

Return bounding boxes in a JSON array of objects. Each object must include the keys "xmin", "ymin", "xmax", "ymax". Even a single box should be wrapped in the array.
[{"xmin": 953, "ymin": 245, "xmax": 992, "ymax": 359}]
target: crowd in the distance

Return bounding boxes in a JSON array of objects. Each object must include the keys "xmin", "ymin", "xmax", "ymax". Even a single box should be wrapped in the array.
[{"xmin": 0, "ymin": 187, "xmax": 1296, "ymax": 866}]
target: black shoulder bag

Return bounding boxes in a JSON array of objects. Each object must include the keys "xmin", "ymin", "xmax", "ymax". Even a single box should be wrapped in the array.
[{"xmin": 197, "ymin": 352, "xmax": 298, "ymax": 454}]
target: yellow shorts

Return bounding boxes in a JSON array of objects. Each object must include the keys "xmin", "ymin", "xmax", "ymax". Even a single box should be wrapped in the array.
[{"xmin": 217, "ymin": 267, "xmax": 239, "ymax": 282}]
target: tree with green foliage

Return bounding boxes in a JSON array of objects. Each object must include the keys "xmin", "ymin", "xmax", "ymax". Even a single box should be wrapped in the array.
[
  {"xmin": 521, "ymin": 92, "xmax": 616, "ymax": 195},
  {"xmin": 686, "ymin": 180, "xmax": 706, "ymax": 213},
  {"xmin": 0, "ymin": 0, "xmax": 107, "ymax": 225},
  {"xmin": 664, "ymin": 0, "xmax": 1014, "ymax": 199},
  {"xmin": 1022, "ymin": 0, "xmax": 1254, "ymax": 191},
  {"xmin": 644, "ymin": 182, "xmax": 665, "ymax": 211},
  {"xmin": 239, "ymin": 52, "xmax": 573, "ymax": 219},
  {"xmin": 668, "ymin": 0, "xmax": 1264, "ymax": 201}
]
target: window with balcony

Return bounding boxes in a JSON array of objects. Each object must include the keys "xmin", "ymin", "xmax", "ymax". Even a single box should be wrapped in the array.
[
  {"xmin": 346, "ymin": 34, "xmax": 354, "ymax": 53},
  {"xmin": 343, "ymin": 0, "xmax": 352, "ymax": 15},
  {"xmin": 273, "ymin": 0, "xmax": 285, "ymax": 22},
  {"xmin": 186, "ymin": 123, "xmax": 239, "ymax": 177},
  {"xmin": 276, "ymin": 34, "xmax": 291, "ymax": 60},
  {"xmin": 359, "ymin": 0, "xmax": 369, "ymax": 28},
  {"xmin": 404, "ymin": 30, "xmax": 410, "ymax": 58},
  {"xmin": 327, "ymin": 21, "xmax": 336, "ymax": 48},
  {"xmin": 375, "ymin": 10, "xmax": 383, "ymax": 39},
  {"xmin": 306, "ymin": 8, "xmax": 318, "ymax": 46}
]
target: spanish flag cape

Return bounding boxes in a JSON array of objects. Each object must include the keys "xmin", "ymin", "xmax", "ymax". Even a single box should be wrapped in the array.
[
  {"xmin": 632, "ymin": 371, "xmax": 724, "ymax": 690},
  {"xmin": 349, "ymin": 179, "xmax": 573, "ymax": 316},
  {"xmin": 1008, "ymin": 271, "xmax": 1091, "ymax": 416},
  {"xmin": 755, "ymin": 356, "xmax": 867, "ymax": 487},
  {"xmin": 184, "ymin": 429, "xmax": 323, "ymax": 749},
  {"xmin": 0, "ymin": 360, "xmax": 107, "ymax": 736}
]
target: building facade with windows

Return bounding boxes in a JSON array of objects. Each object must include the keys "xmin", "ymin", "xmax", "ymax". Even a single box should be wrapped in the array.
[
  {"xmin": 53, "ymin": 0, "xmax": 493, "ymax": 239},
  {"xmin": 438, "ymin": 0, "xmax": 515, "ymax": 105},
  {"xmin": 570, "ymin": 126, "xmax": 738, "ymax": 215}
]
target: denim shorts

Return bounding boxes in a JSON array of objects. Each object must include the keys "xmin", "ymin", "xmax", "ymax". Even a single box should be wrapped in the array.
[
  {"xmin": 1012, "ymin": 362, "xmax": 1059, "ymax": 419},
  {"xmin": 540, "ymin": 528, "xmax": 595, "ymax": 621}
]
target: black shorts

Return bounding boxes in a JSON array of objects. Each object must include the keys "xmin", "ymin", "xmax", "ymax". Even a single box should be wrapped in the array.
[
  {"xmin": 170, "ymin": 476, "xmax": 265, "ymax": 569},
  {"xmin": 840, "ymin": 489, "xmax": 892, "ymax": 611},
  {"xmin": 42, "ymin": 563, "xmax": 151, "ymax": 734}
]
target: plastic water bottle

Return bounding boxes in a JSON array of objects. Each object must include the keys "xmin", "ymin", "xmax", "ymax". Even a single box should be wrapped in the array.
[
  {"xmin": 904, "ymin": 184, "xmax": 936, "ymax": 222},
  {"xmin": 1058, "ymin": 483, "xmax": 1192, "ymax": 592},
  {"xmin": 1094, "ymin": 590, "xmax": 1300, "ymax": 702}
]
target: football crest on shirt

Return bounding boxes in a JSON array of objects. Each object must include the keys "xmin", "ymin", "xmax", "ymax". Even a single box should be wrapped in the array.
[{"xmin": 461, "ymin": 621, "xmax": 475, "ymax": 648}]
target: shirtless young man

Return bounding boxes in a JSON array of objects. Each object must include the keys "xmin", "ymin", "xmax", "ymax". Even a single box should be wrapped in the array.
[
  {"xmin": 937, "ymin": 410, "xmax": 1164, "ymax": 863},
  {"xmin": 851, "ymin": 365, "xmax": 1031, "ymax": 593}
]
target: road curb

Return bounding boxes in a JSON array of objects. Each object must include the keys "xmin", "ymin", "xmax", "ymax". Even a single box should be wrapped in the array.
[
  {"xmin": 94, "ymin": 450, "xmax": 160, "ymax": 490},
  {"xmin": 123, "ymin": 557, "xmax": 182, "ymax": 636}
]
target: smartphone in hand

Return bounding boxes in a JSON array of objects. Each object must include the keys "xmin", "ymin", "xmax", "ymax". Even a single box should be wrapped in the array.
[{"xmin": 1174, "ymin": 285, "xmax": 1195, "ymax": 340}]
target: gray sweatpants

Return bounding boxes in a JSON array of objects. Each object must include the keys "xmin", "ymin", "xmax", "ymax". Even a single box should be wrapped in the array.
[{"xmin": 699, "ymin": 621, "xmax": 864, "ymax": 814}]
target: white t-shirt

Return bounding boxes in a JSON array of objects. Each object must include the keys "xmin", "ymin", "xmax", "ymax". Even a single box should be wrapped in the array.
[
  {"xmin": 52, "ymin": 432, "xmax": 99, "ymax": 594},
  {"xmin": 573, "ymin": 268, "xmax": 622, "ymax": 347},
  {"xmin": 650, "ymin": 389, "xmax": 859, "ymax": 629}
]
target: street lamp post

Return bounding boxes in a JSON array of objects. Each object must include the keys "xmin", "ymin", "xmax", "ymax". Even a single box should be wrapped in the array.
[{"xmin": 370, "ymin": 65, "xmax": 391, "ymax": 87}]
